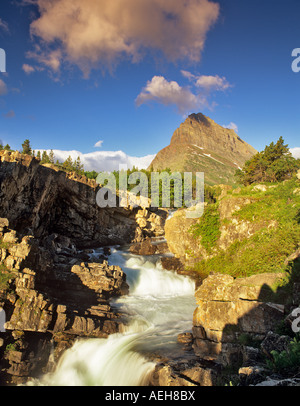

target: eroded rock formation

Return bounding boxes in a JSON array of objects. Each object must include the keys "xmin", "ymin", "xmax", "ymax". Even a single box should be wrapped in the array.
[
  {"xmin": 0, "ymin": 219, "xmax": 129, "ymax": 384},
  {"xmin": 0, "ymin": 151, "xmax": 166, "ymax": 248}
]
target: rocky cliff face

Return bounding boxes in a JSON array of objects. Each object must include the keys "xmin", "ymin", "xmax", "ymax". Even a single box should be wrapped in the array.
[
  {"xmin": 0, "ymin": 219, "xmax": 130, "ymax": 384},
  {"xmin": 0, "ymin": 151, "xmax": 167, "ymax": 248},
  {"xmin": 148, "ymin": 113, "xmax": 257, "ymax": 185},
  {"xmin": 0, "ymin": 152, "xmax": 168, "ymax": 384}
]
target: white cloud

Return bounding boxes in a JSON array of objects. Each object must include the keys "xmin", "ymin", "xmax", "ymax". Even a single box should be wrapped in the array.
[
  {"xmin": 181, "ymin": 70, "xmax": 231, "ymax": 92},
  {"xmin": 136, "ymin": 76, "xmax": 199, "ymax": 114},
  {"xmin": 26, "ymin": 0, "xmax": 219, "ymax": 76},
  {"xmin": 223, "ymin": 122, "xmax": 238, "ymax": 133},
  {"xmin": 290, "ymin": 147, "xmax": 300, "ymax": 159},
  {"xmin": 0, "ymin": 79, "xmax": 7, "ymax": 96},
  {"xmin": 136, "ymin": 71, "xmax": 232, "ymax": 115},
  {"xmin": 37, "ymin": 149, "xmax": 155, "ymax": 172},
  {"xmin": 94, "ymin": 140, "xmax": 104, "ymax": 148}
]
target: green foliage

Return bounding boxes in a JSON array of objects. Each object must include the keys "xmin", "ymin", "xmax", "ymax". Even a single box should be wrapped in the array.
[
  {"xmin": 97, "ymin": 168, "xmax": 204, "ymax": 208},
  {"xmin": 84, "ymin": 170, "xmax": 99, "ymax": 180},
  {"xmin": 3, "ymin": 144, "xmax": 13, "ymax": 151},
  {"xmin": 21, "ymin": 139, "xmax": 32, "ymax": 155},
  {"xmin": 0, "ymin": 263, "xmax": 14, "ymax": 290},
  {"xmin": 236, "ymin": 137, "xmax": 300, "ymax": 186},
  {"xmin": 49, "ymin": 149, "xmax": 55, "ymax": 164},
  {"xmin": 190, "ymin": 203, "xmax": 221, "ymax": 253},
  {"xmin": 190, "ymin": 178, "xmax": 300, "ymax": 280},
  {"xmin": 267, "ymin": 336, "xmax": 300, "ymax": 373},
  {"xmin": 5, "ymin": 342, "xmax": 18, "ymax": 353},
  {"xmin": 41, "ymin": 151, "xmax": 50, "ymax": 164}
]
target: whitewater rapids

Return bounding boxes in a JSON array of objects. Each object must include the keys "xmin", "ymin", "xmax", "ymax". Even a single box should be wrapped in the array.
[{"xmin": 34, "ymin": 247, "xmax": 196, "ymax": 386}]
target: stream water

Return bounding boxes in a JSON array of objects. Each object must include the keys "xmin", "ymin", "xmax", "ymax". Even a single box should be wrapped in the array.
[{"xmin": 35, "ymin": 246, "xmax": 196, "ymax": 386}]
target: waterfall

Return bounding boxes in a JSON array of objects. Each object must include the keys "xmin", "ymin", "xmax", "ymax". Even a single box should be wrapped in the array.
[{"xmin": 33, "ymin": 247, "xmax": 195, "ymax": 386}]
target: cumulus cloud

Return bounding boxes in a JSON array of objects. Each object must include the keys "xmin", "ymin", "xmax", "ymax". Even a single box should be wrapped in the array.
[
  {"xmin": 181, "ymin": 70, "xmax": 231, "ymax": 92},
  {"xmin": 37, "ymin": 149, "xmax": 155, "ymax": 172},
  {"xmin": 27, "ymin": 0, "xmax": 219, "ymax": 75},
  {"xmin": 94, "ymin": 140, "xmax": 104, "ymax": 148},
  {"xmin": 136, "ymin": 71, "xmax": 232, "ymax": 115},
  {"xmin": 136, "ymin": 76, "xmax": 199, "ymax": 114},
  {"xmin": 0, "ymin": 79, "xmax": 7, "ymax": 96},
  {"xmin": 290, "ymin": 147, "xmax": 300, "ymax": 159},
  {"xmin": 223, "ymin": 122, "xmax": 238, "ymax": 133}
]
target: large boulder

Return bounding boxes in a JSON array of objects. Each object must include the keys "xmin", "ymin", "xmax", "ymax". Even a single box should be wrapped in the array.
[{"xmin": 192, "ymin": 273, "xmax": 286, "ymax": 365}]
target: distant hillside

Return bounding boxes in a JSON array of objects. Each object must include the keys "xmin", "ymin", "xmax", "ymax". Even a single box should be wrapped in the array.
[{"xmin": 148, "ymin": 113, "xmax": 257, "ymax": 185}]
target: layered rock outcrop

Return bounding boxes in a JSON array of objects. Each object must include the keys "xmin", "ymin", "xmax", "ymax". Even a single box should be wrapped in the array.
[
  {"xmin": 192, "ymin": 273, "xmax": 286, "ymax": 365},
  {"xmin": 0, "ymin": 219, "xmax": 129, "ymax": 384},
  {"xmin": 0, "ymin": 151, "xmax": 166, "ymax": 248}
]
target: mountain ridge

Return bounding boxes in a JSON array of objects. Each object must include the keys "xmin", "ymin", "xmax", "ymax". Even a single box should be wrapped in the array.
[{"xmin": 148, "ymin": 113, "xmax": 257, "ymax": 185}]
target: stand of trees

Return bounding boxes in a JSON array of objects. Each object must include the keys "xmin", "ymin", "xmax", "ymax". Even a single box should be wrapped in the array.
[
  {"xmin": 235, "ymin": 137, "xmax": 300, "ymax": 185},
  {"xmin": 0, "ymin": 139, "xmax": 85, "ymax": 176}
]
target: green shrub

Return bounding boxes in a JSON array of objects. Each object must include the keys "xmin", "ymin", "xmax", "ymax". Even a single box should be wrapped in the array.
[{"xmin": 267, "ymin": 336, "xmax": 300, "ymax": 373}]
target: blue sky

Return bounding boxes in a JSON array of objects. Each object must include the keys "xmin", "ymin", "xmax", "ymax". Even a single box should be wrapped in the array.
[{"xmin": 0, "ymin": 0, "xmax": 299, "ymax": 171}]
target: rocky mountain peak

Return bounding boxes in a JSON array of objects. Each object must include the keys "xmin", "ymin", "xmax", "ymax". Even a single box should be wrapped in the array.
[{"xmin": 148, "ymin": 112, "xmax": 257, "ymax": 186}]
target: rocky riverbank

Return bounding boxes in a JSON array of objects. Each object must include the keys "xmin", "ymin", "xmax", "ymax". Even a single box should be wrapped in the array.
[
  {"xmin": 0, "ymin": 152, "xmax": 169, "ymax": 384},
  {"xmin": 0, "ymin": 218, "xmax": 131, "ymax": 384}
]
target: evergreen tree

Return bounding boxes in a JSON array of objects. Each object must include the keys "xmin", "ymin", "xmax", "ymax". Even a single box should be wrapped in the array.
[
  {"xmin": 236, "ymin": 137, "xmax": 300, "ymax": 185},
  {"xmin": 21, "ymin": 139, "xmax": 32, "ymax": 155},
  {"xmin": 62, "ymin": 155, "xmax": 73, "ymax": 172},
  {"xmin": 49, "ymin": 149, "xmax": 55, "ymax": 164},
  {"xmin": 74, "ymin": 156, "xmax": 84, "ymax": 174},
  {"xmin": 36, "ymin": 151, "xmax": 41, "ymax": 160},
  {"xmin": 41, "ymin": 151, "xmax": 50, "ymax": 164},
  {"xmin": 4, "ymin": 144, "xmax": 12, "ymax": 151}
]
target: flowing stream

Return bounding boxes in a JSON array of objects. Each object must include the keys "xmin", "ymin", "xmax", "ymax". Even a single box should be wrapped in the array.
[{"xmin": 35, "ymin": 246, "xmax": 196, "ymax": 386}]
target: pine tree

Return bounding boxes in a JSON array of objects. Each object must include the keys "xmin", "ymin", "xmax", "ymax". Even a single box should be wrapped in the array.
[
  {"xmin": 62, "ymin": 155, "xmax": 74, "ymax": 172},
  {"xmin": 236, "ymin": 137, "xmax": 300, "ymax": 185},
  {"xmin": 36, "ymin": 151, "xmax": 41, "ymax": 160},
  {"xmin": 49, "ymin": 149, "xmax": 55, "ymax": 164},
  {"xmin": 74, "ymin": 156, "xmax": 84, "ymax": 174},
  {"xmin": 41, "ymin": 151, "xmax": 50, "ymax": 164},
  {"xmin": 21, "ymin": 139, "xmax": 32, "ymax": 155}
]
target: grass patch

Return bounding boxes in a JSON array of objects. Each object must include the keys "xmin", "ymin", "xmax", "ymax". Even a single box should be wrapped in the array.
[
  {"xmin": 189, "ymin": 203, "xmax": 221, "ymax": 253},
  {"xmin": 191, "ymin": 224, "xmax": 299, "ymax": 280},
  {"xmin": 230, "ymin": 178, "xmax": 300, "ymax": 224},
  {"xmin": 188, "ymin": 178, "xmax": 300, "ymax": 281}
]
